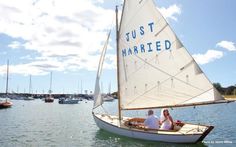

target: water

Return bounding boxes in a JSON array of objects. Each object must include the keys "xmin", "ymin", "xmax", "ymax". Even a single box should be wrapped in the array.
[{"xmin": 0, "ymin": 99, "xmax": 235, "ymax": 147}]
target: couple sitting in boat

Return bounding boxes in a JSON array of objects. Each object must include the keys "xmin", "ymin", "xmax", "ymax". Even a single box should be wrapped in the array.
[{"xmin": 144, "ymin": 109, "xmax": 174, "ymax": 130}]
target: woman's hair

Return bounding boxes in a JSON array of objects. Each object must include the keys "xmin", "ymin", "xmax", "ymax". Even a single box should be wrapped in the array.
[{"xmin": 160, "ymin": 108, "xmax": 169, "ymax": 121}]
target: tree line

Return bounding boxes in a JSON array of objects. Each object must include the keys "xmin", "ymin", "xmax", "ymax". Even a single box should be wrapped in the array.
[{"xmin": 213, "ymin": 83, "xmax": 236, "ymax": 95}]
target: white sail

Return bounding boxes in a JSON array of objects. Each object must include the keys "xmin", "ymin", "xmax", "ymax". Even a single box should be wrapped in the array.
[
  {"xmin": 93, "ymin": 31, "xmax": 111, "ymax": 109},
  {"xmin": 118, "ymin": 0, "xmax": 224, "ymax": 110}
]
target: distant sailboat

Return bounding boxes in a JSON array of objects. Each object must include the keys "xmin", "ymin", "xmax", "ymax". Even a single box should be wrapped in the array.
[
  {"xmin": 24, "ymin": 75, "xmax": 34, "ymax": 100},
  {"xmin": 45, "ymin": 72, "xmax": 54, "ymax": 103},
  {"xmin": 92, "ymin": 1, "xmax": 235, "ymax": 143},
  {"xmin": 0, "ymin": 60, "xmax": 13, "ymax": 108}
]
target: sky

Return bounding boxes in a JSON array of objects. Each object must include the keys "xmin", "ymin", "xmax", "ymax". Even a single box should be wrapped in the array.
[{"xmin": 0, "ymin": 0, "xmax": 235, "ymax": 94}]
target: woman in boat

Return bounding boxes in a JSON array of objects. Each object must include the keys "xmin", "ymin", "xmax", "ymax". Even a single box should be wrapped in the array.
[
  {"xmin": 144, "ymin": 109, "xmax": 159, "ymax": 129},
  {"xmin": 160, "ymin": 108, "xmax": 174, "ymax": 130}
]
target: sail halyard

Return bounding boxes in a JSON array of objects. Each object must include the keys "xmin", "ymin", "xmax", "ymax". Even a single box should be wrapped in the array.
[
  {"xmin": 93, "ymin": 30, "xmax": 111, "ymax": 109},
  {"xmin": 118, "ymin": 0, "xmax": 225, "ymax": 110}
]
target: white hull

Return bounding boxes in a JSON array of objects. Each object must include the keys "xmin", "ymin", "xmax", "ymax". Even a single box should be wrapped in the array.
[{"xmin": 93, "ymin": 113, "xmax": 213, "ymax": 143}]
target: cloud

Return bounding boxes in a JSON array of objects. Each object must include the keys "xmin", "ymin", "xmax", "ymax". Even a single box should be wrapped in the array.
[
  {"xmin": 158, "ymin": 4, "xmax": 181, "ymax": 21},
  {"xmin": 8, "ymin": 41, "xmax": 22, "ymax": 49},
  {"xmin": 216, "ymin": 41, "xmax": 236, "ymax": 51},
  {"xmin": 0, "ymin": 1, "xmax": 181, "ymax": 76},
  {"xmin": 0, "ymin": 0, "xmax": 116, "ymax": 75},
  {"xmin": 193, "ymin": 50, "xmax": 223, "ymax": 65}
]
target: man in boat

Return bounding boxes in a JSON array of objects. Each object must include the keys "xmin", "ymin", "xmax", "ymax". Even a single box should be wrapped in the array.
[{"xmin": 144, "ymin": 109, "xmax": 159, "ymax": 129}]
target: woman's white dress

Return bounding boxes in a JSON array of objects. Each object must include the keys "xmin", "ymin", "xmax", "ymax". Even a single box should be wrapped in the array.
[{"xmin": 160, "ymin": 109, "xmax": 172, "ymax": 130}]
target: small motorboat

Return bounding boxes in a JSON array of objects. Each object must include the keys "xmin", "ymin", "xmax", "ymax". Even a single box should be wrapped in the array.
[{"xmin": 58, "ymin": 97, "xmax": 79, "ymax": 104}]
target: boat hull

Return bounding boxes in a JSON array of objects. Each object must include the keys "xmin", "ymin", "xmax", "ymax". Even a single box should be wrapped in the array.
[
  {"xmin": 0, "ymin": 101, "xmax": 13, "ymax": 109},
  {"xmin": 24, "ymin": 97, "xmax": 34, "ymax": 100},
  {"xmin": 93, "ymin": 113, "xmax": 213, "ymax": 143},
  {"xmin": 45, "ymin": 98, "xmax": 54, "ymax": 103},
  {"xmin": 58, "ymin": 98, "xmax": 79, "ymax": 104}
]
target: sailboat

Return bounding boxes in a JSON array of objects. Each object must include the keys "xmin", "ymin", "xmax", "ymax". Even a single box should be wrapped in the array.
[
  {"xmin": 92, "ymin": 1, "xmax": 235, "ymax": 143},
  {"xmin": 0, "ymin": 60, "xmax": 13, "ymax": 109},
  {"xmin": 45, "ymin": 72, "xmax": 54, "ymax": 103},
  {"xmin": 24, "ymin": 75, "xmax": 34, "ymax": 100}
]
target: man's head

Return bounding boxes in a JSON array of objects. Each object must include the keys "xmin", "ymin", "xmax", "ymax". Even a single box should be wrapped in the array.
[{"xmin": 148, "ymin": 109, "xmax": 154, "ymax": 116}]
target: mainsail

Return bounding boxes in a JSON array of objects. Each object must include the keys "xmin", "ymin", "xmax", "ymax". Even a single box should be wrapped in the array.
[
  {"xmin": 118, "ymin": 0, "xmax": 224, "ymax": 110},
  {"xmin": 93, "ymin": 31, "xmax": 111, "ymax": 109}
]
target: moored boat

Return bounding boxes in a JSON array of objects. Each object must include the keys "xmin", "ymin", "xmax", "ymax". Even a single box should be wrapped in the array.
[
  {"xmin": 45, "ymin": 72, "xmax": 54, "ymax": 103},
  {"xmin": 0, "ymin": 60, "xmax": 13, "ymax": 108},
  {"xmin": 45, "ymin": 95, "xmax": 54, "ymax": 103},
  {"xmin": 0, "ymin": 99, "xmax": 13, "ymax": 109},
  {"xmin": 24, "ymin": 96, "xmax": 34, "ymax": 101},
  {"xmin": 58, "ymin": 97, "xmax": 79, "ymax": 104}
]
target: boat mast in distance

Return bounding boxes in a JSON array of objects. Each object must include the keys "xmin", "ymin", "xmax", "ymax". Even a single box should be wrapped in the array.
[{"xmin": 5, "ymin": 60, "xmax": 9, "ymax": 95}]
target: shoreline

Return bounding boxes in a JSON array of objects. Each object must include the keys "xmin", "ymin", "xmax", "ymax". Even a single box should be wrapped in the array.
[{"xmin": 224, "ymin": 95, "xmax": 236, "ymax": 100}]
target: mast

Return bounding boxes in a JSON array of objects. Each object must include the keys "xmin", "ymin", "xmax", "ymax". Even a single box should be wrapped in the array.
[
  {"xmin": 81, "ymin": 80, "xmax": 83, "ymax": 94},
  {"xmin": 29, "ymin": 75, "xmax": 32, "ymax": 94},
  {"xmin": 108, "ymin": 82, "xmax": 111, "ymax": 95},
  {"xmin": 116, "ymin": 5, "xmax": 122, "ymax": 121},
  {"xmin": 49, "ymin": 72, "xmax": 52, "ymax": 95},
  {"xmin": 5, "ymin": 60, "xmax": 9, "ymax": 95}
]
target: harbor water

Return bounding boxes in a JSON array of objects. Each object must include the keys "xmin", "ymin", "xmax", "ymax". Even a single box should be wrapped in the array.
[{"xmin": 0, "ymin": 99, "xmax": 235, "ymax": 147}]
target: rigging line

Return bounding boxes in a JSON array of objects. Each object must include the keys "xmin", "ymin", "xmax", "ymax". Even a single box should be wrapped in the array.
[
  {"xmin": 136, "ymin": 91, "xmax": 190, "ymax": 103},
  {"xmin": 177, "ymin": 88, "xmax": 214, "ymax": 105},
  {"xmin": 155, "ymin": 84, "xmax": 196, "ymax": 98},
  {"xmin": 154, "ymin": 23, "xmax": 168, "ymax": 37},
  {"xmin": 101, "ymin": 105, "xmax": 109, "ymax": 115}
]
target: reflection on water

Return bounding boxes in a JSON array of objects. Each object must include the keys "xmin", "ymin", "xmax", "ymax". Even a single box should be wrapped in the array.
[
  {"xmin": 94, "ymin": 129, "xmax": 207, "ymax": 147},
  {"xmin": 0, "ymin": 99, "xmax": 235, "ymax": 146}
]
